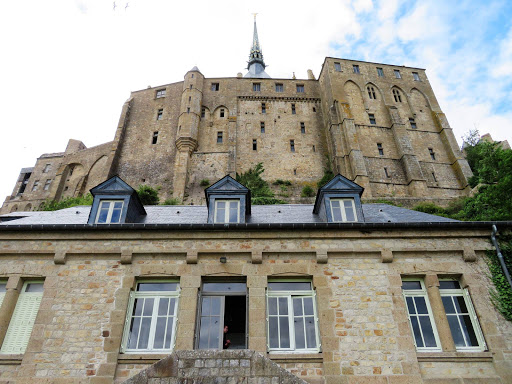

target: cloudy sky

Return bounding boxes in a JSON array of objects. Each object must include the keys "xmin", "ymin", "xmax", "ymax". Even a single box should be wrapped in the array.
[{"xmin": 1, "ymin": 0, "xmax": 511, "ymax": 202}]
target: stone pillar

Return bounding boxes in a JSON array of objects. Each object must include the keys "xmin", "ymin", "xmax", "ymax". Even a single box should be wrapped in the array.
[
  {"xmin": 0, "ymin": 276, "xmax": 22, "ymax": 346},
  {"xmin": 424, "ymin": 274, "xmax": 456, "ymax": 352},
  {"xmin": 388, "ymin": 106, "xmax": 427, "ymax": 197},
  {"xmin": 175, "ymin": 275, "xmax": 200, "ymax": 350},
  {"xmin": 227, "ymin": 116, "xmax": 237, "ymax": 177},
  {"xmin": 172, "ymin": 139, "xmax": 198, "ymax": 201},
  {"xmin": 247, "ymin": 276, "xmax": 267, "ymax": 353}
]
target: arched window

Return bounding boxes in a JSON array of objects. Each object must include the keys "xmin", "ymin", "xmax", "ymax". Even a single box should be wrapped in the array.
[
  {"xmin": 367, "ymin": 86, "xmax": 377, "ymax": 100},
  {"xmin": 393, "ymin": 89, "xmax": 402, "ymax": 103}
]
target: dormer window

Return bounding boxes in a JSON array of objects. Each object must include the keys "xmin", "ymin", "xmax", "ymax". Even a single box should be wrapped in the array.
[
  {"xmin": 214, "ymin": 200, "xmax": 240, "ymax": 223},
  {"xmin": 96, "ymin": 200, "xmax": 124, "ymax": 223},
  {"xmin": 330, "ymin": 198, "xmax": 356, "ymax": 222}
]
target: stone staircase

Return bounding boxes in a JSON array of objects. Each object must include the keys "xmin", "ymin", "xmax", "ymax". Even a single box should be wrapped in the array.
[{"xmin": 123, "ymin": 350, "xmax": 308, "ymax": 384}]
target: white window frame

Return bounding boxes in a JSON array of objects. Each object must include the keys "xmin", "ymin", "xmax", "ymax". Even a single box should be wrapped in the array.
[
  {"xmin": 266, "ymin": 280, "xmax": 321, "ymax": 353},
  {"xmin": 329, "ymin": 198, "xmax": 357, "ymax": 222},
  {"xmin": 401, "ymin": 278, "xmax": 441, "ymax": 352},
  {"xmin": 95, "ymin": 200, "xmax": 124, "ymax": 224},
  {"xmin": 0, "ymin": 281, "xmax": 44, "ymax": 354},
  {"xmin": 121, "ymin": 280, "xmax": 180, "ymax": 354},
  {"xmin": 214, "ymin": 199, "xmax": 240, "ymax": 224},
  {"xmin": 439, "ymin": 279, "xmax": 486, "ymax": 352},
  {"xmin": 156, "ymin": 89, "xmax": 166, "ymax": 98}
]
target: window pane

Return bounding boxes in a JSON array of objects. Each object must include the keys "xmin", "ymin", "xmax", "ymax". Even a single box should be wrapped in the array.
[
  {"xmin": 454, "ymin": 296, "xmax": 468, "ymax": 313},
  {"xmin": 278, "ymin": 298, "xmax": 288, "ymax": 315},
  {"xmin": 210, "ymin": 297, "xmax": 222, "ymax": 316},
  {"xmin": 402, "ymin": 281, "xmax": 422, "ymax": 290},
  {"xmin": 198, "ymin": 317, "xmax": 211, "ymax": 349},
  {"xmin": 133, "ymin": 298, "xmax": 144, "ymax": 316},
  {"xmin": 406, "ymin": 296, "xmax": 416, "ymax": 314},
  {"xmin": 268, "ymin": 282, "xmax": 312, "ymax": 291},
  {"xmin": 332, "ymin": 206, "xmax": 342, "ymax": 222},
  {"xmin": 293, "ymin": 298, "xmax": 303, "ymax": 316},
  {"xmin": 142, "ymin": 298, "xmax": 154, "ymax": 316},
  {"xmin": 410, "ymin": 316, "xmax": 423, "ymax": 347},
  {"xmin": 442, "ymin": 296, "xmax": 455, "ymax": 314},
  {"xmin": 158, "ymin": 298, "xmax": 169, "ymax": 316},
  {"xmin": 209, "ymin": 316, "xmax": 220, "ymax": 348},
  {"xmin": 268, "ymin": 297, "xmax": 278, "ymax": 315},
  {"xmin": 305, "ymin": 317, "xmax": 317, "ymax": 348},
  {"xmin": 153, "ymin": 317, "xmax": 166, "ymax": 349},
  {"xmin": 269, "ymin": 317, "xmax": 279, "ymax": 348},
  {"xmin": 128, "ymin": 317, "xmax": 141, "ymax": 349},
  {"xmin": 111, "ymin": 207, "xmax": 122, "ymax": 223},
  {"xmin": 202, "ymin": 282, "xmax": 246, "ymax": 293},
  {"xmin": 294, "ymin": 317, "xmax": 305, "ymax": 349},
  {"xmin": 439, "ymin": 281, "xmax": 460, "ymax": 290},
  {"xmin": 229, "ymin": 203, "xmax": 238, "ymax": 223},
  {"xmin": 169, "ymin": 298, "xmax": 176, "ymax": 315},
  {"xmin": 419, "ymin": 316, "xmax": 437, "ymax": 347},
  {"xmin": 414, "ymin": 297, "xmax": 428, "ymax": 314},
  {"xmin": 138, "ymin": 317, "xmax": 151, "ymax": 349},
  {"xmin": 447, "ymin": 315, "xmax": 465, "ymax": 346},
  {"xmin": 201, "ymin": 296, "xmax": 211, "ymax": 316},
  {"xmin": 97, "ymin": 206, "xmax": 109, "ymax": 223},
  {"xmin": 25, "ymin": 283, "xmax": 44, "ymax": 292},
  {"xmin": 344, "ymin": 200, "xmax": 355, "ymax": 221},
  {"xmin": 165, "ymin": 317, "xmax": 174, "ymax": 349},
  {"xmin": 461, "ymin": 315, "xmax": 479, "ymax": 346},
  {"xmin": 215, "ymin": 203, "xmax": 225, "ymax": 223},
  {"xmin": 279, "ymin": 317, "xmax": 290, "ymax": 348},
  {"xmin": 138, "ymin": 282, "xmax": 178, "ymax": 292},
  {"xmin": 303, "ymin": 297, "xmax": 314, "ymax": 316},
  {"xmin": 0, "ymin": 284, "xmax": 6, "ymax": 293}
]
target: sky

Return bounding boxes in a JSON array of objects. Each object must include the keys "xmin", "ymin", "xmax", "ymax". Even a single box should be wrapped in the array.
[{"xmin": 1, "ymin": 0, "xmax": 511, "ymax": 202}]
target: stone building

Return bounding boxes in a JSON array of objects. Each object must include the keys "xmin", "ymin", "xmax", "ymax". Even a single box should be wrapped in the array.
[
  {"xmin": 0, "ymin": 174, "xmax": 511, "ymax": 384},
  {"xmin": 1, "ymin": 18, "xmax": 473, "ymax": 214}
]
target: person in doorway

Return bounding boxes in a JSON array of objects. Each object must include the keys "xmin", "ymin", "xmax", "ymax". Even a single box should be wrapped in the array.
[{"xmin": 223, "ymin": 325, "xmax": 231, "ymax": 349}]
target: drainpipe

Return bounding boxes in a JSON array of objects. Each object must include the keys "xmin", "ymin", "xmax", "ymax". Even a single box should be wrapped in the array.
[{"xmin": 491, "ymin": 225, "xmax": 512, "ymax": 290}]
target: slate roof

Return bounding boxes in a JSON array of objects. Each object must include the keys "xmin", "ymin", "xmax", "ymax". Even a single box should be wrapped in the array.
[{"xmin": 0, "ymin": 204, "xmax": 457, "ymax": 226}]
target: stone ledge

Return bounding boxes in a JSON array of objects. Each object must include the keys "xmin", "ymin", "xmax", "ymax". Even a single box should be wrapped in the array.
[
  {"xmin": 268, "ymin": 353, "xmax": 323, "ymax": 363},
  {"xmin": 0, "ymin": 354, "xmax": 23, "ymax": 365},
  {"xmin": 417, "ymin": 351, "xmax": 493, "ymax": 362},
  {"xmin": 118, "ymin": 353, "xmax": 169, "ymax": 364}
]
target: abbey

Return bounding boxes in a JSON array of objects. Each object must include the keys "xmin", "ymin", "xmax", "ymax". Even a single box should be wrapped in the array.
[{"xmin": 1, "ymin": 19, "xmax": 472, "ymax": 214}]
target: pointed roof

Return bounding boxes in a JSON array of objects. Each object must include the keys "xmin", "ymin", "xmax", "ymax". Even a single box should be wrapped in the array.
[
  {"xmin": 244, "ymin": 15, "xmax": 270, "ymax": 79},
  {"xmin": 204, "ymin": 175, "xmax": 252, "ymax": 214},
  {"xmin": 90, "ymin": 175, "xmax": 136, "ymax": 195},
  {"xmin": 313, "ymin": 174, "xmax": 364, "ymax": 214}
]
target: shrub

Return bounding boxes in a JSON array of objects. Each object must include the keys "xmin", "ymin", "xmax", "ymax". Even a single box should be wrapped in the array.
[
  {"xmin": 162, "ymin": 198, "xmax": 180, "ymax": 205},
  {"xmin": 412, "ymin": 202, "xmax": 446, "ymax": 215},
  {"xmin": 301, "ymin": 185, "xmax": 315, "ymax": 197},
  {"xmin": 273, "ymin": 179, "xmax": 292, "ymax": 186},
  {"xmin": 317, "ymin": 169, "xmax": 334, "ymax": 189},
  {"xmin": 237, "ymin": 163, "xmax": 285, "ymax": 205},
  {"xmin": 200, "ymin": 179, "xmax": 210, "ymax": 187},
  {"xmin": 137, "ymin": 185, "xmax": 159, "ymax": 205},
  {"xmin": 38, "ymin": 194, "xmax": 93, "ymax": 211}
]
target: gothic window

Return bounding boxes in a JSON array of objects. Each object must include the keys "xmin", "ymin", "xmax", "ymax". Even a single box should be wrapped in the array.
[
  {"xmin": 211, "ymin": 83, "xmax": 220, "ymax": 91},
  {"xmin": 369, "ymin": 114, "xmax": 377, "ymax": 125},
  {"xmin": 377, "ymin": 67, "xmax": 384, "ymax": 77},
  {"xmin": 393, "ymin": 89, "xmax": 402, "ymax": 103},
  {"xmin": 296, "ymin": 84, "xmax": 304, "ymax": 93},
  {"xmin": 152, "ymin": 132, "xmax": 159, "ymax": 144},
  {"xmin": 394, "ymin": 70, "xmax": 401, "ymax": 79},
  {"xmin": 377, "ymin": 143, "xmax": 384, "ymax": 156},
  {"xmin": 353, "ymin": 64, "xmax": 360, "ymax": 74},
  {"xmin": 367, "ymin": 86, "xmax": 377, "ymax": 99},
  {"xmin": 220, "ymin": 109, "xmax": 225, "ymax": 118}
]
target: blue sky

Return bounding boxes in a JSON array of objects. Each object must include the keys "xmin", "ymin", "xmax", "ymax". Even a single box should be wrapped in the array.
[{"xmin": 0, "ymin": 0, "xmax": 510, "ymax": 201}]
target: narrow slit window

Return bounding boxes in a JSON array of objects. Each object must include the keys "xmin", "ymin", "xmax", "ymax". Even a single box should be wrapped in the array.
[
  {"xmin": 157, "ymin": 109, "xmax": 163, "ymax": 120},
  {"xmin": 262, "ymin": 103, "xmax": 266, "ymax": 114},
  {"xmin": 369, "ymin": 114, "xmax": 377, "ymax": 125},
  {"xmin": 409, "ymin": 117, "xmax": 417, "ymax": 129},
  {"xmin": 217, "ymin": 132, "xmax": 223, "ymax": 144},
  {"xmin": 152, "ymin": 132, "xmax": 159, "ymax": 144},
  {"xmin": 377, "ymin": 143, "xmax": 384, "ymax": 156},
  {"xmin": 220, "ymin": 109, "xmax": 225, "ymax": 118},
  {"xmin": 201, "ymin": 107, "xmax": 206, "ymax": 118},
  {"xmin": 187, "ymin": 107, "xmax": 190, "ymax": 114},
  {"xmin": 260, "ymin": 122, "xmax": 265, "ymax": 133},
  {"xmin": 432, "ymin": 172, "xmax": 437, "ymax": 182},
  {"xmin": 300, "ymin": 122, "xmax": 305, "ymax": 134},
  {"xmin": 429, "ymin": 148, "xmax": 436, "ymax": 160},
  {"xmin": 384, "ymin": 167, "xmax": 390, "ymax": 178},
  {"xmin": 290, "ymin": 140, "xmax": 295, "ymax": 152},
  {"xmin": 291, "ymin": 104, "xmax": 296, "ymax": 115},
  {"xmin": 253, "ymin": 139, "xmax": 257, "ymax": 151}
]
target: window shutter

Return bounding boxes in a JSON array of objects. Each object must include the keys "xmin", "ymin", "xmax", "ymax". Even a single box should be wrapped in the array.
[
  {"xmin": 463, "ymin": 288, "xmax": 487, "ymax": 350},
  {"xmin": 0, "ymin": 293, "xmax": 42, "ymax": 354},
  {"xmin": 121, "ymin": 291, "xmax": 135, "ymax": 353}
]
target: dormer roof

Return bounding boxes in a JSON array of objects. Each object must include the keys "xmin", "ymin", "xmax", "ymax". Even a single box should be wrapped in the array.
[
  {"xmin": 204, "ymin": 175, "xmax": 251, "ymax": 215},
  {"xmin": 313, "ymin": 174, "xmax": 363, "ymax": 214}
]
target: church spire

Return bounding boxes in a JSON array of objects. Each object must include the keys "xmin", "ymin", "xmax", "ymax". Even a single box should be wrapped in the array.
[{"xmin": 244, "ymin": 14, "xmax": 270, "ymax": 78}]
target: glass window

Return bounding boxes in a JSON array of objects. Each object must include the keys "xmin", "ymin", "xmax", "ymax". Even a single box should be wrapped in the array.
[
  {"xmin": 409, "ymin": 118, "xmax": 417, "ymax": 129},
  {"xmin": 369, "ymin": 114, "xmax": 377, "ymax": 125},
  {"xmin": 253, "ymin": 139, "xmax": 257, "ymax": 151},
  {"xmin": 267, "ymin": 280, "xmax": 319, "ymax": 352},
  {"xmin": 152, "ymin": 131, "xmax": 159, "ymax": 144},
  {"xmin": 334, "ymin": 62, "xmax": 341, "ymax": 72},
  {"xmin": 0, "ymin": 281, "xmax": 6, "ymax": 308},
  {"xmin": 96, "ymin": 200, "xmax": 124, "ymax": 224},
  {"xmin": 0, "ymin": 281, "xmax": 44, "ymax": 354},
  {"xmin": 367, "ymin": 86, "xmax": 376, "ymax": 99},
  {"xmin": 275, "ymin": 83, "xmax": 284, "ymax": 92},
  {"xmin": 43, "ymin": 179, "xmax": 51, "ymax": 191},
  {"xmin": 394, "ymin": 70, "xmax": 401, "ymax": 79},
  {"xmin": 296, "ymin": 84, "xmax": 304, "ymax": 93},
  {"xmin": 253, "ymin": 83, "xmax": 261, "ymax": 92},
  {"xmin": 156, "ymin": 89, "xmax": 166, "ymax": 98},
  {"xmin": 157, "ymin": 109, "xmax": 163, "ymax": 120},
  {"xmin": 290, "ymin": 140, "xmax": 295, "ymax": 152},
  {"xmin": 300, "ymin": 122, "xmax": 305, "ymax": 134},
  {"xmin": 330, "ymin": 198, "xmax": 357, "ymax": 222},
  {"xmin": 261, "ymin": 103, "xmax": 266, "ymax": 114},
  {"xmin": 377, "ymin": 143, "xmax": 384, "ymax": 156},
  {"xmin": 217, "ymin": 132, "xmax": 223, "ymax": 144},
  {"xmin": 260, "ymin": 122, "xmax": 265, "ymax": 133},
  {"xmin": 214, "ymin": 200, "xmax": 240, "ymax": 223},
  {"xmin": 122, "ymin": 281, "xmax": 180, "ymax": 353},
  {"xmin": 377, "ymin": 67, "xmax": 384, "ymax": 77},
  {"xmin": 31, "ymin": 181, "xmax": 39, "ymax": 192},
  {"xmin": 291, "ymin": 104, "xmax": 296, "ymax": 114},
  {"xmin": 412, "ymin": 72, "xmax": 420, "ymax": 81},
  {"xmin": 43, "ymin": 164, "xmax": 51, "ymax": 173},
  {"xmin": 439, "ymin": 280, "xmax": 486, "ymax": 351},
  {"xmin": 401, "ymin": 279, "xmax": 441, "ymax": 351},
  {"xmin": 353, "ymin": 65, "xmax": 360, "ymax": 74},
  {"xmin": 393, "ymin": 89, "xmax": 402, "ymax": 102},
  {"xmin": 211, "ymin": 83, "xmax": 220, "ymax": 91}
]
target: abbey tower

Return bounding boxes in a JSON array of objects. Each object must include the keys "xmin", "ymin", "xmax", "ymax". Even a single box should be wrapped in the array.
[{"xmin": 1, "ymin": 18, "xmax": 472, "ymax": 213}]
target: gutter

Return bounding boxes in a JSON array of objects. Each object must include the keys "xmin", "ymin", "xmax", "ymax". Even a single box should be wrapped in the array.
[
  {"xmin": 491, "ymin": 225, "xmax": 512, "ymax": 290},
  {"xmin": 0, "ymin": 221, "xmax": 512, "ymax": 232}
]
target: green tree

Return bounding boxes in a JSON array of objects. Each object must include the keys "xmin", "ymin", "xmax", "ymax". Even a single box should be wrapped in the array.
[
  {"xmin": 137, "ymin": 185, "xmax": 160, "ymax": 205},
  {"xmin": 236, "ymin": 163, "xmax": 285, "ymax": 205},
  {"xmin": 38, "ymin": 194, "xmax": 93, "ymax": 211}
]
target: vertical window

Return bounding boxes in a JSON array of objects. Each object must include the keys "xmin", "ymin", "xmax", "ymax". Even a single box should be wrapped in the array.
[
  {"xmin": 377, "ymin": 67, "xmax": 384, "ymax": 77},
  {"xmin": 267, "ymin": 281, "xmax": 320, "ymax": 352},
  {"xmin": 312, "ymin": 145, "xmax": 316, "ymax": 152},
  {"xmin": 252, "ymin": 139, "xmax": 257, "ymax": 151},
  {"xmin": 260, "ymin": 122, "xmax": 265, "ymax": 133},
  {"xmin": 439, "ymin": 280, "xmax": 486, "ymax": 351},
  {"xmin": 187, "ymin": 107, "xmax": 190, "ymax": 114},
  {"xmin": 197, "ymin": 281, "xmax": 247, "ymax": 350},
  {"xmin": 157, "ymin": 109, "xmax": 163, "ymax": 120},
  {"xmin": 32, "ymin": 181, "xmax": 39, "ymax": 191},
  {"xmin": 275, "ymin": 83, "xmax": 284, "ymax": 92},
  {"xmin": 367, "ymin": 86, "xmax": 377, "ymax": 99},
  {"xmin": 0, "ymin": 281, "xmax": 44, "ymax": 354},
  {"xmin": 201, "ymin": 107, "xmax": 206, "ymax": 118},
  {"xmin": 353, "ymin": 64, "xmax": 360, "ymax": 74},
  {"xmin": 369, "ymin": 114, "xmax": 377, "ymax": 125},
  {"xmin": 300, "ymin": 122, "xmax": 305, "ymax": 134},
  {"xmin": 0, "ymin": 281, "xmax": 7, "ymax": 308},
  {"xmin": 409, "ymin": 118, "xmax": 417, "ymax": 129},
  {"xmin": 290, "ymin": 140, "xmax": 295, "ymax": 152},
  {"xmin": 152, "ymin": 132, "xmax": 159, "ymax": 144},
  {"xmin": 377, "ymin": 143, "xmax": 384, "ymax": 156},
  {"xmin": 384, "ymin": 167, "xmax": 390, "ymax": 178},
  {"xmin": 190, "ymin": 85, "xmax": 193, "ymax": 90},
  {"xmin": 394, "ymin": 70, "xmax": 401, "ymax": 79},
  {"xmin": 122, "ymin": 281, "xmax": 180, "ymax": 353},
  {"xmin": 401, "ymin": 279, "xmax": 441, "ymax": 351},
  {"xmin": 412, "ymin": 72, "xmax": 420, "ymax": 81},
  {"xmin": 217, "ymin": 132, "xmax": 223, "ymax": 144},
  {"xmin": 291, "ymin": 104, "xmax": 296, "ymax": 114},
  {"xmin": 191, "ymin": 74, "xmax": 194, "ymax": 78},
  {"xmin": 156, "ymin": 89, "xmax": 166, "ymax": 98},
  {"xmin": 393, "ymin": 89, "xmax": 402, "ymax": 103},
  {"xmin": 43, "ymin": 164, "xmax": 51, "ymax": 173},
  {"xmin": 334, "ymin": 62, "xmax": 341, "ymax": 72},
  {"xmin": 220, "ymin": 109, "xmax": 225, "ymax": 118},
  {"xmin": 95, "ymin": 200, "xmax": 124, "ymax": 224},
  {"xmin": 429, "ymin": 148, "xmax": 436, "ymax": 160},
  {"xmin": 312, "ymin": 107, "xmax": 316, "ymax": 112},
  {"xmin": 188, "ymin": 96, "xmax": 191, "ymax": 102},
  {"xmin": 262, "ymin": 103, "xmax": 266, "ymax": 114},
  {"xmin": 253, "ymin": 83, "xmax": 261, "ymax": 92},
  {"xmin": 43, "ymin": 179, "xmax": 51, "ymax": 191},
  {"xmin": 296, "ymin": 84, "xmax": 304, "ymax": 93},
  {"xmin": 211, "ymin": 83, "xmax": 219, "ymax": 91},
  {"xmin": 330, "ymin": 198, "xmax": 357, "ymax": 222},
  {"xmin": 214, "ymin": 200, "xmax": 240, "ymax": 223}
]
